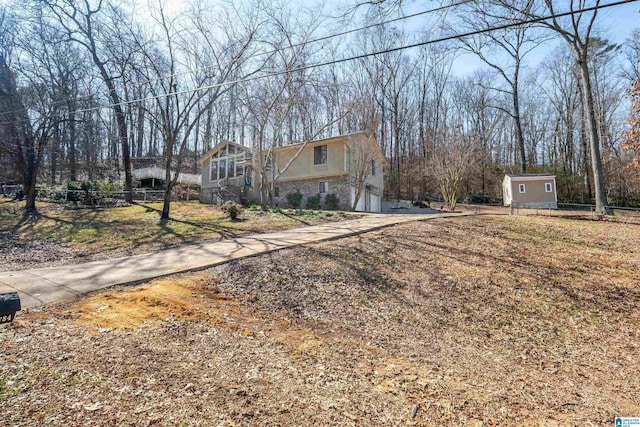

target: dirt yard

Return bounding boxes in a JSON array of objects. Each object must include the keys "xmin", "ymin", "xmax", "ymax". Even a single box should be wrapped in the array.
[
  {"xmin": 0, "ymin": 199, "xmax": 356, "ymax": 271},
  {"xmin": 1, "ymin": 214, "xmax": 639, "ymax": 425}
]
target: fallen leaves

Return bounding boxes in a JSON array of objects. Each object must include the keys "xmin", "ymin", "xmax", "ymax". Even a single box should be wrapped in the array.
[{"xmin": 1, "ymin": 214, "xmax": 639, "ymax": 425}]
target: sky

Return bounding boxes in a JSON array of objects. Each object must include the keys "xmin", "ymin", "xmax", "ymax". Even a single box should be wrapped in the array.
[
  {"xmin": 3, "ymin": 0, "xmax": 639, "ymax": 76},
  {"xmin": 378, "ymin": 0, "xmax": 640, "ymax": 76},
  {"xmin": 140, "ymin": 0, "xmax": 640, "ymax": 76}
]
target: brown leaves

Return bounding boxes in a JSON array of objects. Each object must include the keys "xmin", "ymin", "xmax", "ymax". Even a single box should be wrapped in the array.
[
  {"xmin": 622, "ymin": 79, "xmax": 640, "ymax": 170},
  {"xmin": 1, "ymin": 215, "xmax": 639, "ymax": 425}
]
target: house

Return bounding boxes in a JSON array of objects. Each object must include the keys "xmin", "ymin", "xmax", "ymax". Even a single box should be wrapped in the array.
[
  {"xmin": 198, "ymin": 141, "xmax": 253, "ymax": 204},
  {"xmin": 503, "ymin": 174, "xmax": 557, "ymax": 209},
  {"xmin": 197, "ymin": 131, "xmax": 385, "ymax": 212}
]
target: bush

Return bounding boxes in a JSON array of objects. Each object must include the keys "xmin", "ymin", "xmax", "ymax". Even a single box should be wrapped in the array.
[
  {"xmin": 221, "ymin": 201, "xmax": 243, "ymax": 220},
  {"xmin": 324, "ymin": 193, "xmax": 340, "ymax": 210},
  {"xmin": 248, "ymin": 204, "xmax": 259, "ymax": 210},
  {"xmin": 286, "ymin": 190, "xmax": 303, "ymax": 209},
  {"xmin": 306, "ymin": 193, "xmax": 321, "ymax": 210}
]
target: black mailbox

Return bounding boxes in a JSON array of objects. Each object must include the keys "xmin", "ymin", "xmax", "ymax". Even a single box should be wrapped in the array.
[{"xmin": 0, "ymin": 292, "xmax": 21, "ymax": 323}]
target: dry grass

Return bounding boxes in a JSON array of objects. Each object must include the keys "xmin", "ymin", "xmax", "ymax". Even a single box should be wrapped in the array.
[
  {"xmin": 1, "ymin": 214, "xmax": 639, "ymax": 425},
  {"xmin": 0, "ymin": 198, "xmax": 355, "ymax": 270}
]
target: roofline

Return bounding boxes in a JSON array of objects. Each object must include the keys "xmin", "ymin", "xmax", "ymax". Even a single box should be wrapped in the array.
[
  {"xmin": 197, "ymin": 140, "xmax": 250, "ymax": 165},
  {"xmin": 271, "ymin": 130, "xmax": 372, "ymax": 152},
  {"xmin": 504, "ymin": 174, "xmax": 556, "ymax": 183},
  {"xmin": 197, "ymin": 130, "xmax": 383, "ymax": 165},
  {"xmin": 505, "ymin": 173, "xmax": 556, "ymax": 178}
]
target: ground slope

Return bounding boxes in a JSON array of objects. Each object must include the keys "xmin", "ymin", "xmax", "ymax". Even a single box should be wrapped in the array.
[{"xmin": 1, "ymin": 214, "xmax": 638, "ymax": 425}]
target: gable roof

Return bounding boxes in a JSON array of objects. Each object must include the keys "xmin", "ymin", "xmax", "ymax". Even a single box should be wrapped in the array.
[{"xmin": 197, "ymin": 140, "xmax": 251, "ymax": 166}]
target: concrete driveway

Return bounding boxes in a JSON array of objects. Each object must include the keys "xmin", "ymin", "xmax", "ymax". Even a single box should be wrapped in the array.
[{"xmin": 0, "ymin": 212, "xmax": 466, "ymax": 309}]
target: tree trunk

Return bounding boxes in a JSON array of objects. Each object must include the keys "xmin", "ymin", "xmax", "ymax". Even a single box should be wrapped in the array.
[
  {"xmin": 93, "ymin": 54, "xmax": 133, "ymax": 203},
  {"xmin": 161, "ymin": 149, "xmax": 173, "ymax": 221},
  {"xmin": 578, "ymin": 59, "xmax": 610, "ymax": 215},
  {"xmin": 24, "ymin": 174, "xmax": 38, "ymax": 214},
  {"xmin": 512, "ymin": 81, "xmax": 527, "ymax": 173},
  {"xmin": 68, "ymin": 102, "xmax": 77, "ymax": 181},
  {"xmin": 136, "ymin": 102, "xmax": 145, "ymax": 158}
]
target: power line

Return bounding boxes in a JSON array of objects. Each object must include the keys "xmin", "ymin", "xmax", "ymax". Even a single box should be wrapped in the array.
[
  {"xmin": 0, "ymin": 0, "xmax": 471, "ymax": 118},
  {"xmin": 0, "ymin": 0, "xmax": 637, "ymax": 125}
]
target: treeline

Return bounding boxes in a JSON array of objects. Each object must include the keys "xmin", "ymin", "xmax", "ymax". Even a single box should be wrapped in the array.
[{"xmin": 0, "ymin": 0, "xmax": 638, "ymax": 214}]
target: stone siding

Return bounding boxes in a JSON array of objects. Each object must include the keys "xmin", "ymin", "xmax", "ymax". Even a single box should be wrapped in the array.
[{"xmin": 272, "ymin": 175, "xmax": 351, "ymax": 210}]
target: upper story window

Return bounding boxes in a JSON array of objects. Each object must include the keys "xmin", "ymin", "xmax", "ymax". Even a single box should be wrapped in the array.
[
  {"xmin": 210, "ymin": 143, "xmax": 247, "ymax": 181},
  {"xmin": 545, "ymin": 182, "xmax": 552, "ymax": 192},
  {"xmin": 314, "ymin": 145, "xmax": 327, "ymax": 165},
  {"xmin": 518, "ymin": 183, "xmax": 526, "ymax": 193},
  {"xmin": 370, "ymin": 159, "xmax": 376, "ymax": 176}
]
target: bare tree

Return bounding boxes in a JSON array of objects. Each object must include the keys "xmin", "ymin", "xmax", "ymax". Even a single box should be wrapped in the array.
[
  {"xmin": 0, "ymin": 56, "xmax": 58, "ymax": 214},
  {"xmin": 346, "ymin": 132, "xmax": 382, "ymax": 210},
  {"xmin": 456, "ymin": 0, "xmax": 550, "ymax": 173},
  {"xmin": 499, "ymin": 0, "xmax": 611, "ymax": 213},
  {"xmin": 133, "ymin": 0, "xmax": 260, "ymax": 221},
  {"xmin": 430, "ymin": 134, "xmax": 478, "ymax": 211},
  {"xmin": 38, "ymin": 0, "xmax": 141, "ymax": 202}
]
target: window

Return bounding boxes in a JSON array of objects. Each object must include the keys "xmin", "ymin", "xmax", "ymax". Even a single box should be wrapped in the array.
[
  {"xmin": 319, "ymin": 181, "xmax": 328, "ymax": 194},
  {"xmin": 314, "ymin": 145, "xmax": 327, "ymax": 165},
  {"xmin": 219, "ymin": 159, "xmax": 227, "ymax": 179},
  {"xmin": 236, "ymin": 160, "xmax": 244, "ymax": 177},
  {"xmin": 228, "ymin": 158, "xmax": 235, "ymax": 178},
  {"xmin": 545, "ymin": 182, "xmax": 552, "ymax": 193},
  {"xmin": 210, "ymin": 160, "xmax": 218, "ymax": 181},
  {"xmin": 370, "ymin": 159, "xmax": 376, "ymax": 176},
  {"xmin": 518, "ymin": 183, "xmax": 526, "ymax": 193},
  {"xmin": 274, "ymin": 187, "xmax": 279, "ymax": 197}
]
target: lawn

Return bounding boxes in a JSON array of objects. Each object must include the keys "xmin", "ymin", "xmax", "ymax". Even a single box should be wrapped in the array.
[
  {"xmin": 0, "ymin": 198, "xmax": 356, "ymax": 271},
  {"xmin": 1, "ymin": 214, "xmax": 639, "ymax": 425}
]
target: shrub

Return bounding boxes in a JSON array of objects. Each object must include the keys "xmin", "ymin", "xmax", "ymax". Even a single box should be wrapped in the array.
[
  {"xmin": 271, "ymin": 207, "xmax": 282, "ymax": 214},
  {"xmin": 306, "ymin": 193, "xmax": 321, "ymax": 210},
  {"xmin": 286, "ymin": 190, "xmax": 303, "ymax": 209},
  {"xmin": 221, "ymin": 201, "xmax": 243, "ymax": 220},
  {"xmin": 324, "ymin": 193, "xmax": 340, "ymax": 210},
  {"xmin": 248, "ymin": 204, "xmax": 259, "ymax": 210}
]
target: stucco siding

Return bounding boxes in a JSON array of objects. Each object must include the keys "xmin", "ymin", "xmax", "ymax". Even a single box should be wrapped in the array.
[{"xmin": 276, "ymin": 141, "xmax": 345, "ymax": 181}]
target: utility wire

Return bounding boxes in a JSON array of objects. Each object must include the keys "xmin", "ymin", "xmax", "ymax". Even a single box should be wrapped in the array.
[
  {"xmin": 0, "ymin": 0, "xmax": 637, "ymax": 125},
  {"xmin": 0, "ymin": 0, "xmax": 471, "ymax": 118}
]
